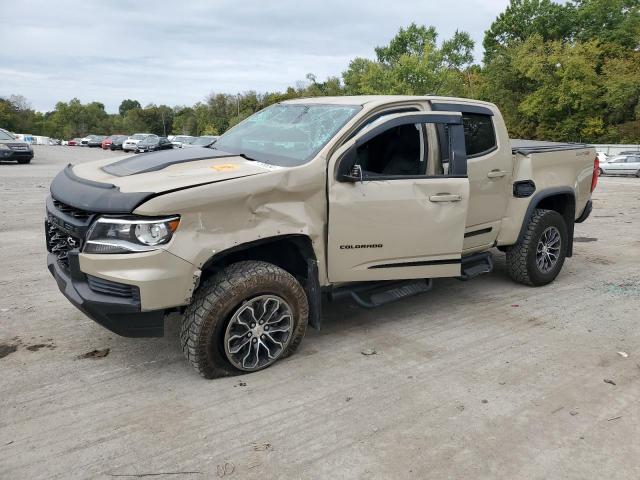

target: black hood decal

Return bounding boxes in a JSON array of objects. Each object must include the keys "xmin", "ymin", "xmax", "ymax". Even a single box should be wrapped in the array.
[
  {"xmin": 51, "ymin": 165, "xmax": 153, "ymax": 213},
  {"xmin": 102, "ymin": 148, "xmax": 237, "ymax": 177}
]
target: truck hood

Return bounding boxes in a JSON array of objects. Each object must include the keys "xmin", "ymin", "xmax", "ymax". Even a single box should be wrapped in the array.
[{"xmin": 51, "ymin": 148, "xmax": 284, "ymax": 213}]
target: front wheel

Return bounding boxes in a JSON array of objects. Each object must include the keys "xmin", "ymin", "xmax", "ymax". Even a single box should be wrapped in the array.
[
  {"xmin": 635, "ymin": 170, "xmax": 640, "ymax": 178},
  {"xmin": 506, "ymin": 209, "xmax": 568, "ymax": 286},
  {"xmin": 17, "ymin": 158, "xmax": 31, "ymax": 164},
  {"xmin": 180, "ymin": 261, "xmax": 308, "ymax": 378},
  {"xmin": 598, "ymin": 168, "xmax": 604, "ymax": 176}
]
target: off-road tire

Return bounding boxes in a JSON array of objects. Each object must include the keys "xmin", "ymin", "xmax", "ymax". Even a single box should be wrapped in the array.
[
  {"xmin": 180, "ymin": 261, "xmax": 308, "ymax": 379},
  {"xmin": 17, "ymin": 158, "xmax": 31, "ymax": 164},
  {"xmin": 506, "ymin": 208, "xmax": 568, "ymax": 286}
]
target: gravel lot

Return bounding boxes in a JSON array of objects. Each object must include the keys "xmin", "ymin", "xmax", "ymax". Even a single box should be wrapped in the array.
[{"xmin": 1, "ymin": 146, "xmax": 639, "ymax": 479}]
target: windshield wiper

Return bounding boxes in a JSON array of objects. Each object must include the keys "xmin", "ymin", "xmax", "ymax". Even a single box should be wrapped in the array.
[{"xmin": 238, "ymin": 153, "xmax": 258, "ymax": 162}]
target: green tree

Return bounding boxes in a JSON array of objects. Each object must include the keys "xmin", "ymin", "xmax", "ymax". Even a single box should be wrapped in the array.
[
  {"xmin": 573, "ymin": 0, "xmax": 640, "ymax": 49},
  {"xmin": 483, "ymin": 0, "xmax": 575, "ymax": 63},
  {"xmin": 119, "ymin": 99, "xmax": 142, "ymax": 117},
  {"xmin": 343, "ymin": 23, "xmax": 475, "ymax": 96}
]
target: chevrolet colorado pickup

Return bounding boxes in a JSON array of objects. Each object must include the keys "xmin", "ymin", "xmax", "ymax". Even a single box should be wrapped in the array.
[{"xmin": 46, "ymin": 96, "xmax": 598, "ymax": 378}]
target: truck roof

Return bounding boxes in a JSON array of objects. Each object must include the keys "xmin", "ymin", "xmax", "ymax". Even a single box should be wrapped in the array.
[{"xmin": 282, "ymin": 95, "xmax": 498, "ymax": 108}]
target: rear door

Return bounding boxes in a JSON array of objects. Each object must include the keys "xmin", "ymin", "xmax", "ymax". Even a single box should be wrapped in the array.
[
  {"xmin": 431, "ymin": 102, "xmax": 511, "ymax": 249},
  {"xmin": 627, "ymin": 156, "xmax": 640, "ymax": 174},
  {"xmin": 327, "ymin": 112, "xmax": 470, "ymax": 283}
]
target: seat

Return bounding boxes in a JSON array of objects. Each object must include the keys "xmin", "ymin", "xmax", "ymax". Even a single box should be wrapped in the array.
[{"xmin": 381, "ymin": 125, "xmax": 421, "ymax": 176}]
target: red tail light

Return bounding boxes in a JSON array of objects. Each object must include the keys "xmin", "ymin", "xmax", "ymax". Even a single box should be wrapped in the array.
[{"xmin": 591, "ymin": 157, "xmax": 599, "ymax": 192}]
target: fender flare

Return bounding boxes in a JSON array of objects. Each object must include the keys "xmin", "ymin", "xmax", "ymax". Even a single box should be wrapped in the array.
[
  {"xmin": 516, "ymin": 187, "xmax": 576, "ymax": 257},
  {"xmin": 200, "ymin": 234, "xmax": 322, "ymax": 330}
]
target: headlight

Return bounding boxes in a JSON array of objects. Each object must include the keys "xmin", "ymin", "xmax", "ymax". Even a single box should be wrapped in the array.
[
  {"xmin": 0, "ymin": 144, "xmax": 10, "ymax": 150},
  {"xmin": 84, "ymin": 216, "xmax": 180, "ymax": 254}
]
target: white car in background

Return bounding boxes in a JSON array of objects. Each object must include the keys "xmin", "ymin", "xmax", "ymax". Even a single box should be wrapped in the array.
[
  {"xmin": 79, "ymin": 135, "xmax": 94, "ymax": 146},
  {"xmin": 171, "ymin": 135, "xmax": 194, "ymax": 148},
  {"xmin": 599, "ymin": 154, "xmax": 640, "ymax": 177},
  {"xmin": 122, "ymin": 133, "xmax": 155, "ymax": 152}
]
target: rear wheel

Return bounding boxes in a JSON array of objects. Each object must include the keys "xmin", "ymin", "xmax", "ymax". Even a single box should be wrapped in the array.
[
  {"xmin": 17, "ymin": 158, "xmax": 31, "ymax": 164},
  {"xmin": 180, "ymin": 261, "xmax": 308, "ymax": 378},
  {"xmin": 506, "ymin": 209, "xmax": 568, "ymax": 286}
]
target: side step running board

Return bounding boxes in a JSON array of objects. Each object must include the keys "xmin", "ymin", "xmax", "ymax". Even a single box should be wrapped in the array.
[
  {"xmin": 458, "ymin": 251, "xmax": 493, "ymax": 281},
  {"xmin": 331, "ymin": 279, "xmax": 433, "ymax": 309}
]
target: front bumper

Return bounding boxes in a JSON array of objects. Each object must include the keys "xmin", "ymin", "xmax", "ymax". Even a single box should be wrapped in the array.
[
  {"xmin": 47, "ymin": 252, "xmax": 166, "ymax": 337},
  {"xmin": 45, "ymin": 194, "xmax": 200, "ymax": 337},
  {"xmin": 0, "ymin": 149, "xmax": 33, "ymax": 161}
]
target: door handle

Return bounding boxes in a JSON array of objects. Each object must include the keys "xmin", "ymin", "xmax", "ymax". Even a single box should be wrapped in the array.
[
  {"xmin": 429, "ymin": 194, "xmax": 462, "ymax": 203},
  {"xmin": 487, "ymin": 170, "xmax": 508, "ymax": 178}
]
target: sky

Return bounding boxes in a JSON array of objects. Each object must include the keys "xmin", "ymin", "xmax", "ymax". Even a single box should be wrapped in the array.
[{"xmin": 0, "ymin": 0, "xmax": 510, "ymax": 113}]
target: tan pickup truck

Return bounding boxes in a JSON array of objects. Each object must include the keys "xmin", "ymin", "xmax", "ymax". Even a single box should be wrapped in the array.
[{"xmin": 46, "ymin": 96, "xmax": 599, "ymax": 378}]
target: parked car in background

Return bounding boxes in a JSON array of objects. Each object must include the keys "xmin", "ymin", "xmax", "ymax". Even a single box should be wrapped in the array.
[
  {"xmin": 123, "ymin": 133, "xmax": 154, "ymax": 152},
  {"xmin": 79, "ymin": 135, "xmax": 95, "ymax": 146},
  {"xmin": 599, "ymin": 154, "xmax": 640, "ymax": 177},
  {"xmin": 183, "ymin": 135, "xmax": 218, "ymax": 147},
  {"xmin": 87, "ymin": 135, "xmax": 107, "ymax": 147},
  {"xmin": 0, "ymin": 128, "xmax": 34, "ymax": 164},
  {"xmin": 135, "ymin": 136, "xmax": 173, "ymax": 153},
  {"xmin": 67, "ymin": 138, "xmax": 83, "ymax": 146},
  {"xmin": 171, "ymin": 135, "xmax": 194, "ymax": 148},
  {"xmin": 102, "ymin": 135, "xmax": 128, "ymax": 150},
  {"xmin": 618, "ymin": 150, "xmax": 640, "ymax": 156}
]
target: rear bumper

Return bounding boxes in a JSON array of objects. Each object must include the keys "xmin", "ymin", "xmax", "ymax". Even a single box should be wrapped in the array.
[
  {"xmin": 47, "ymin": 252, "xmax": 166, "ymax": 337},
  {"xmin": 575, "ymin": 200, "xmax": 592, "ymax": 223}
]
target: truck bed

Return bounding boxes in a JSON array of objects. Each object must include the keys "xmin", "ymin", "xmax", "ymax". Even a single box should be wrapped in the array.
[{"xmin": 511, "ymin": 139, "xmax": 592, "ymax": 155}]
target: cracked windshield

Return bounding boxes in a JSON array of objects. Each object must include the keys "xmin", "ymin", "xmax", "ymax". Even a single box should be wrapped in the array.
[{"xmin": 212, "ymin": 103, "xmax": 362, "ymax": 166}]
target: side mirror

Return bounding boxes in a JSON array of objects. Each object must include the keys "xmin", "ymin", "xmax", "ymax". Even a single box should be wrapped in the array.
[{"xmin": 339, "ymin": 164, "xmax": 363, "ymax": 183}]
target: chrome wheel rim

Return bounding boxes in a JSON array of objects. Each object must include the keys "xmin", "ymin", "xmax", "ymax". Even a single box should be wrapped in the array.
[
  {"xmin": 224, "ymin": 294, "xmax": 294, "ymax": 371},
  {"xmin": 536, "ymin": 226, "xmax": 561, "ymax": 273}
]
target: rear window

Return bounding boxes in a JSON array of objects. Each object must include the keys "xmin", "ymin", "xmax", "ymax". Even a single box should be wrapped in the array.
[{"xmin": 462, "ymin": 113, "xmax": 496, "ymax": 157}]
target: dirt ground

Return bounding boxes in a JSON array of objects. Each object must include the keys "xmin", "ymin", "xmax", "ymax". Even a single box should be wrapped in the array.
[{"xmin": 1, "ymin": 146, "xmax": 639, "ymax": 479}]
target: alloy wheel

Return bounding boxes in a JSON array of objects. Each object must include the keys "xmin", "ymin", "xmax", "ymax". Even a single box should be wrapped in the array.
[
  {"xmin": 535, "ymin": 226, "xmax": 561, "ymax": 274},
  {"xmin": 223, "ymin": 295, "xmax": 294, "ymax": 371}
]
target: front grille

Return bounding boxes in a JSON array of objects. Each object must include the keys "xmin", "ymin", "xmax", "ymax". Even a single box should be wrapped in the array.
[
  {"xmin": 8, "ymin": 143, "xmax": 30, "ymax": 151},
  {"xmin": 87, "ymin": 275, "xmax": 139, "ymax": 300},
  {"xmin": 52, "ymin": 199, "xmax": 92, "ymax": 221},
  {"xmin": 46, "ymin": 221, "xmax": 81, "ymax": 270}
]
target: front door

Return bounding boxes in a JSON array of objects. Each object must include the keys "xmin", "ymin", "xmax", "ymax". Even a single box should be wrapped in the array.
[{"xmin": 327, "ymin": 113, "xmax": 470, "ymax": 283}]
